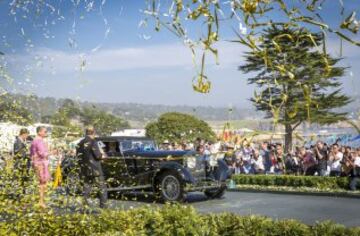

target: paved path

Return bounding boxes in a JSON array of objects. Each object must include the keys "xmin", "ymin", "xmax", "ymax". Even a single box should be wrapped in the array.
[{"xmin": 100, "ymin": 191, "xmax": 360, "ymax": 227}]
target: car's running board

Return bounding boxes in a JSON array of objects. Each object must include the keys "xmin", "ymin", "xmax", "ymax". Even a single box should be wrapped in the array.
[
  {"xmin": 107, "ymin": 185, "xmax": 152, "ymax": 192},
  {"xmin": 185, "ymin": 185, "xmax": 222, "ymax": 192}
]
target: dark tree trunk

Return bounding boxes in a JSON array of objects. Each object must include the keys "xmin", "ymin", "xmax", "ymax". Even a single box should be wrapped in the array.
[{"xmin": 284, "ymin": 124, "xmax": 293, "ymax": 154}]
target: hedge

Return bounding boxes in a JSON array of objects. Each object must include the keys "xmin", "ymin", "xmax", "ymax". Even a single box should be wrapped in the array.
[
  {"xmin": 0, "ymin": 205, "xmax": 359, "ymax": 236},
  {"xmin": 231, "ymin": 174, "xmax": 360, "ymax": 190},
  {"xmin": 229, "ymin": 185, "xmax": 360, "ymax": 196}
]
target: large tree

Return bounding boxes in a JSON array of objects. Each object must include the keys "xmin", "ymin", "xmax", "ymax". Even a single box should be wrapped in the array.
[
  {"xmin": 144, "ymin": 0, "xmax": 360, "ymax": 93},
  {"xmin": 0, "ymin": 95, "xmax": 33, "ymax": 125},
  {"xmin": 239, "ymin": 26, "xmax": 351, "ymax": 153},
  {"xmin": 81, "ymin": 107, "xmax": 130, "ymax": 136},
  {"xmin": 145, "ymin": 112, "xmax": 215, "ymax": 144},
  {"xmin": 50, "ymin": 100, "xmax": 82, "ymax": 138},
  {"xmin": 50, "ymin": 100, "xmax": 130, "ymax": 137}
]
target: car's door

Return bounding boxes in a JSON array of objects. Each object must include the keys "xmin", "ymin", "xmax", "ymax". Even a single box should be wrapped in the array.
[
  {"xmin": 120, "ymin": 140, "xmax": 154, "ymax": 187},
  {"xmin": 133, "ymin": 140, "xmax": 159, "ymax": 186},
  {"xmin": 133, "ymin": 156, "xmax": 157, "ymax": 186},
  {"xmin": 99, "ymin": 140, "xmax": 130, "ymax": 188}
]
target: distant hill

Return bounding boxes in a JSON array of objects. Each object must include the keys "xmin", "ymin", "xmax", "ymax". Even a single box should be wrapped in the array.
[
  {"xmin": 6, "ymin": 93, "xmax": 360, "ymax": 128},
  {"xmin": 7, "ymin": 93, "xmax": 261, "ymax": 123}
]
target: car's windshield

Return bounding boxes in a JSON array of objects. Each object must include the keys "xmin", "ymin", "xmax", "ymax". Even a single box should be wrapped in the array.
[{"xmin": 120, "ymin": 140, "xmax": 157, "ymax": 152}]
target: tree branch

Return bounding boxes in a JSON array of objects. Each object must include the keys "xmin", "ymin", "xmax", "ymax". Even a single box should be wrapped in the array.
[{"xmin": 292, "ymin": 121, "xmax": 302, "ymax": 131}]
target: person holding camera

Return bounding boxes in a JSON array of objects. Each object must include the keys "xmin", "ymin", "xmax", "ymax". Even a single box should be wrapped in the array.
[
  {"xmin": 341, "ymin": 146, "xmax": 353, "ymax": 176},
  {"xmin": 274, "ymin": 144, "xmax": 285, "ymax": 174},
  {"xmin": 349, "ymin": 148, "xmax": 360, "ymax": 190},
  {"xmin": 285, "ymin": 153, "xmax": 300, "ymax": 175},
  {"xmin": 313, "ymin": 141, "xmax": 328, "ymax": 176},
  {"xmin": 260, "ymin": 142, "xmax": 271, "ymax": 173},
  {"xmin": 300, "ymin": 147, "xmax": 317, "ymax": 176}
]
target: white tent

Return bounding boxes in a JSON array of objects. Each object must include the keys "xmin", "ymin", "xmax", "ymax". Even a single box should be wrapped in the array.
[
  {"xmin": 111, "ymin": 129, "xmax": 146, "ymax": 137},
  {"xmin": 0, "ymin": 122, "xmax": 53, "ymax": 153}
]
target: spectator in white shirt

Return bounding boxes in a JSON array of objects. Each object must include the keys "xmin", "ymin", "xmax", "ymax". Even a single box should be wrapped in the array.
[
  {"xmin": 251, "ymin": 149, "xmax": 265, "ymax": 174},
  {"xmin": 241, "ymin": 141, "xmax": 253, "ymax": 174},
  {"xmin": 329, "ymin": 144, "xmax": 343, "ymax": 177}
]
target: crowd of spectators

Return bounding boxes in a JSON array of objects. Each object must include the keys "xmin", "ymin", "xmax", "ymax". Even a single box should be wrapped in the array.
[{"xmin": 159, "ymin": 138, "xmax": 360, "ymax": 190}]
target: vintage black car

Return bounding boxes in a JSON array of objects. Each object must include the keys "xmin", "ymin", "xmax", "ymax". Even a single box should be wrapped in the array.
[{"xmin": 61, "ymin": 136, "xmax": 230, "ymax": 202}]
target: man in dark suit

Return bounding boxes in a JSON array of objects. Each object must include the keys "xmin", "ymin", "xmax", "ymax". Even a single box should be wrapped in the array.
[
  {"xmin": 77, "ymin": 127, "xmax": 108, "ymax": 208},
  {"xmin": 13, "ymin": 128, "xmax": 30, "ymax": 195}
]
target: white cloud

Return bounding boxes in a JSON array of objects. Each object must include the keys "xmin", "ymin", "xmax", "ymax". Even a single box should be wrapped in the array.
[
  {"xmin": 8, "ymin": 42, "xmax": 246, "ymax": 74},
  {"xmin": 10, "ymin": 36, "xmax": 358, "ymax": 81}
]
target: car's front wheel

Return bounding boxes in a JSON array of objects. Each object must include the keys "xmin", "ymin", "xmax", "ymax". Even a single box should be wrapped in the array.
[
  {"xmin": 204, "ymin": 184, "xmax": 227, "ymax": 199},
  {"xmin": 157, "ymin": 170, "xmax": 185, "ymax": 202}
]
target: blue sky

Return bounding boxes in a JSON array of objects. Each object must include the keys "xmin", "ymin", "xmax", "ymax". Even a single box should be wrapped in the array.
[{"xmin": 0, "ymin": 0, "xmax": 360, "ymax": 107}]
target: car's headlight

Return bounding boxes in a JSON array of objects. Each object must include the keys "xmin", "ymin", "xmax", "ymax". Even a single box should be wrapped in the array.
[{"xmin": 186, "ymin": 157, "xmax": 197, "ymax": 169}]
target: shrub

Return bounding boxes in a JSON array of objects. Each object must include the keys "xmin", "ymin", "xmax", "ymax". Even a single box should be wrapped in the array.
[
  {"xmin": 231, "ymin": 175, "xmax": 360, "ymax": 190},
  {"xmin": 0, "ymin": 205, "xmax": 359, "ymax": 235}
]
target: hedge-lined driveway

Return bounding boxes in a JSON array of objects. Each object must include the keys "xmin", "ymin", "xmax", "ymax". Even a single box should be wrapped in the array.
[{"xmin": 104, "ymin": 191, "xmax": 360, "ymax": 227}]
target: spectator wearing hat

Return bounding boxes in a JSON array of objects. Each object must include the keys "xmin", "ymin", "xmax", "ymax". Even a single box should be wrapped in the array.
[
  {"xmin": 223, "ymin": 144, "xmax": 236, "ymax": 174},
  {"xmin": 160, "ymin": 140, "xmax": 172, "ymax": 150},
  {"xmin": 234, "ymin": 150, "xmax": 243, "ymax": 174},
  {"xmin": 241, "ymin": 140, "xmax": 253, "ymax": 174}
]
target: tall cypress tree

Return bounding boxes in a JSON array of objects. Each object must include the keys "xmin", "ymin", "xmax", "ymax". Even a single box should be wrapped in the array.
[{"xmin": 239, "ymin": 26, "xmax": 351, "ymax": 153}]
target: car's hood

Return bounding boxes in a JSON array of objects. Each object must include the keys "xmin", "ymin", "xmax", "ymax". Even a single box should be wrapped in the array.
[{"xmin": 123, "ymin": 150, "xmax": 196, "ymax": 158}]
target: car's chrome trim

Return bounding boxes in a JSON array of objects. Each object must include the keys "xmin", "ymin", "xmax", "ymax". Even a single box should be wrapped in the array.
[{"xmin": 107, "ymin": 184, "xmax": 152, "ymax": 192}]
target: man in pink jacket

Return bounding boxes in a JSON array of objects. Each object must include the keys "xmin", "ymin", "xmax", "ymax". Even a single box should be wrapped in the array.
[{"xmin": 30, "ymin": 126, "xmax": 50, "ymax": 208}]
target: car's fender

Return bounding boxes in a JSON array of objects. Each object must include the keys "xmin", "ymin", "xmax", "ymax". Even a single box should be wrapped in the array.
[
  {"xmin": 215, "ymin": 159, "xmax": 231, "ymax": 182},
  {"xmin": 153, "ymin": 161, "xmax": 195, "ymax": 187}
]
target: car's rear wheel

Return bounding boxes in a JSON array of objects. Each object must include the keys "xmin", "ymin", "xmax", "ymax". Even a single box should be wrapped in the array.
[
  {"xmin": 157, "ymin": 170, "xmax": 185, "ymax": 202},
  {"xmin": 204, "ymin": 184, "xmax": 227, "ymax": 199}
]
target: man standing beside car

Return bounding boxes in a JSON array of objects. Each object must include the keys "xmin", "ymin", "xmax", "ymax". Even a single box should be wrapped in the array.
[{"xmin": 77, "ymin": 127, "xmax": 108, "ymax": 209}]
